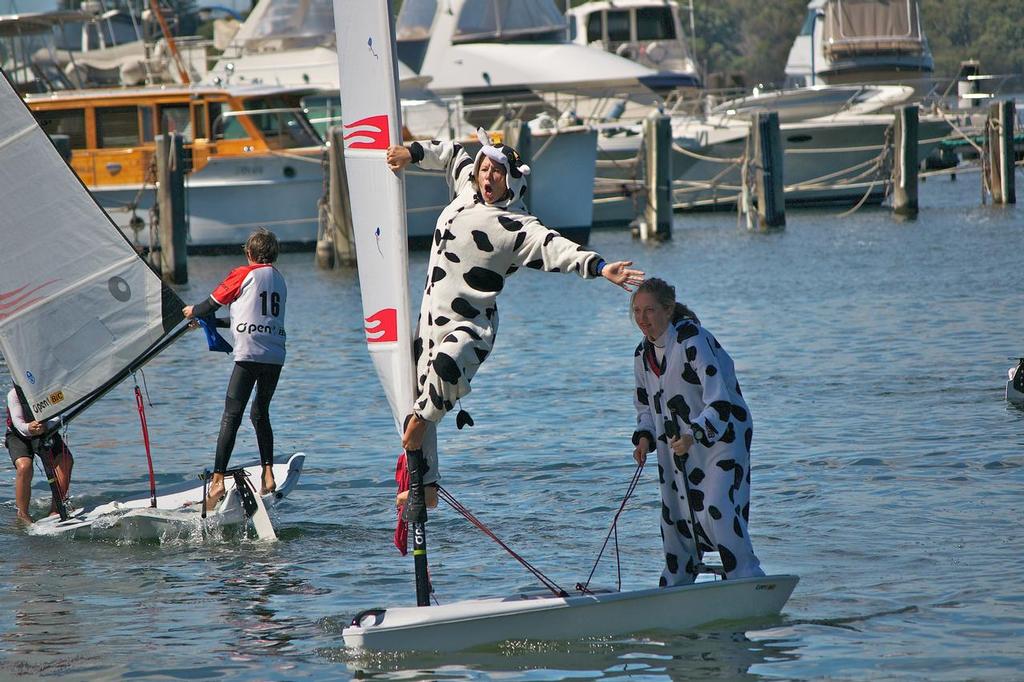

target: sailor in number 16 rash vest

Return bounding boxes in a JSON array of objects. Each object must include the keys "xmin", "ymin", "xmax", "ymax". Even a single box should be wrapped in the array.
[
  {"xmin": 387, "ymin": 130, "xmax": 644, "ymax": 503},
  {"xmin": 183, "ymin": 228, "xmax": 286, "ymax": 508}
]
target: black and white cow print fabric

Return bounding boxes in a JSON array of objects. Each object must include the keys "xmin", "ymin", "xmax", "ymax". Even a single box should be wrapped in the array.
[
  {"xmin": 408, "ymin": 139, "xmax": 602, "ymax": 480},
  {"xmin": 633, "ymin": 317, "xmax": 765, "ymax": 585}
]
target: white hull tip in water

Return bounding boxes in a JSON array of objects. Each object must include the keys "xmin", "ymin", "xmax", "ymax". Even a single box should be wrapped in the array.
[
  {"xmin": 342, "ymin": 574, "xmax": 799, "ymax": 652},
  {"xmin": 27, "ymin": 452, "xmax": 305, "ymax": 541},
  {"xmin": 1007, "ymin": 359, "xmax": 1024, "ymax": 405}
]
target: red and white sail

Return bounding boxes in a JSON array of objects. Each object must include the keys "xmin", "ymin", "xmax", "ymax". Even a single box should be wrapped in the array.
[
  {"xmin": 332, "ymin": 0, "xmax": 415, "ymax": 431},
  {"xmin": 0, "ymin": 71, "xmax": 184, "ymax": 422}
]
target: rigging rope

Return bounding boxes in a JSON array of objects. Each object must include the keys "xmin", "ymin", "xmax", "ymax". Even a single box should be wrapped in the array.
[
  {"xmin": 436, "ymin": 485, "xmax": 568, "ymax": 598},
  {"xmin": 576, "ymin": 462, "xmax": 645, "ymax": 595},
  {"xmin": 133, "ymin": 375, "xmax": 158, "ymax": 508}
]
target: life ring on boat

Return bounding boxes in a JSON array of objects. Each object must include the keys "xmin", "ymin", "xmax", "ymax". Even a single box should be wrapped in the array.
[
  {"xmin": 616, "ymin": 43, "xmax": 639, "ymax": 62},
  {"xmin": 646, "ymin": 42, "xmax": 667, "ymax": 64}
]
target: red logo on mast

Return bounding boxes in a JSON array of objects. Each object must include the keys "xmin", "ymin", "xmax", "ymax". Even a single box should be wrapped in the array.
[
  {"xmin": 365, "ymin": 308, "xmax": 398, "ymax": 343},
  {"xmin": 344, "ymin": 115, "xmax": 391, "ymax": 150}
]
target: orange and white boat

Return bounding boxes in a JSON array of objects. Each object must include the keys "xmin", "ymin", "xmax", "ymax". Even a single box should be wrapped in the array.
[{"xmin": 26, "ymin": 84, "xmax": 325, "ymax": 252}]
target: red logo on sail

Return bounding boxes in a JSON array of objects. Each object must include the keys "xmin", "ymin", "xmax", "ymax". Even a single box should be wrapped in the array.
[
  {"xmin": 0, "ymin": 280, "xmax": 60, "ymax": 320},
  {"xmin": 365, "ymin": 308, "xmax": 398, "ymax": 343},
  {"xmin": 344, "ymin": 115, "xmax": 391, "ymax": 150}
]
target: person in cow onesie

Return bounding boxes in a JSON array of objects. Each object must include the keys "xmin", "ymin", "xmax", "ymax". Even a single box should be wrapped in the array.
[
  {"xmin": 183, "ymin": 228, "xmax": 287, "ymax": 508},
  {"xmin": 386, "ymin": 130, "xmax": 643, "ymax": 508},
  {"xmin": 630, "ymin": 278, "xmax": 765, "ymax": 585}
]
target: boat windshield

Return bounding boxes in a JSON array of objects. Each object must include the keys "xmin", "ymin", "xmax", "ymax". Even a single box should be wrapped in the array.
[
  {"xmin": 636, "ymin": 7, "xmax": 676, "ymax": 41},
  {"xmin": 453, "ymin": 0, "xmax": 566, "ymax": 43},
  {"xmin": 244, "ymin": 0, "xmax": 335, "ymax": 48},
  {"xmin": 799, "ymin": 9, "xmax": 818, "ymax": 36},
  {"xmin": 396, "ymin": 0, "xmax": 437, "ymax": 41},
  {"xmin": 229, "ymin": 97, "xmax": 323, "ymax": 149}
]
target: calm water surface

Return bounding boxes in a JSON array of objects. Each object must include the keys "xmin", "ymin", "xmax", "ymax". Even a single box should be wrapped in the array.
[{"xmin": 1, "ymin": 176, "xmax": 1022, "ymax": 680}]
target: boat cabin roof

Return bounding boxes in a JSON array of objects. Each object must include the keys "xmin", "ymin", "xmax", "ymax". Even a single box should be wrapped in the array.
[
  {"xmin": 0, "ymin": 10, "xmax": 94, "ymax": 37},
  {"xmin": 398, "ymin": 0, "xmax": 567, "ymax": 44},
  {"xmin": 24, "ymin": 83, "xmax": 319, "ymax": 105},
  {"xmin": 566, "ymin": 0, "xmax": 679, "ymax": 17}
]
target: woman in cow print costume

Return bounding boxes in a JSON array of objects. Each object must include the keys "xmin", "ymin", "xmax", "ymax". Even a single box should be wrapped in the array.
[
  {"xmin": 386, "ymin": 131, "xmax": 643, "ymax": 505},
  {"xmin": 630, "ymin": 278, "xmax": 764, "ymax": 585}
]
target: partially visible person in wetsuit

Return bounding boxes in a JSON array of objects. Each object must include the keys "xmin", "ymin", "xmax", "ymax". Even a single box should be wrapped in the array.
[
  {"xmin": 183, "ymin": 228, "xmax": 287, "ymax": 508},
  {"xmin": 5, "ymin": 386, "xmax": 73, "ymax": 524}
]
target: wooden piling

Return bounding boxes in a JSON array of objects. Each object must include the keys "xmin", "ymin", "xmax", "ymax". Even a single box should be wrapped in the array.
[
  {"xmin": 317, "ymin": 126, "xmax": 356, "ymax": 268},
  {"xmin": 640, "ymin": 112, "xmax": 672, "ymax": 241},
  {"xmin": 986, "ymin": 100, "xmax": 1016, "ymax": 205},
  {"xmin": 891, "ymin": 105, "xmax": 919, "ymax": 217},
  {"xmin": 155, "ymin": 133, "xmax": 188, "ymax": 284},
  {"xmin": 753, "ymin": 111, "xmax": 785, "ymax": 229}
]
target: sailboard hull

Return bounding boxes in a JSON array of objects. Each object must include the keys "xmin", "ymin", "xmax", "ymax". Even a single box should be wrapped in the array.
[
  {"xmin": 27, "ymin": 453, "xmax": 304, "ymax": 541},
  {"xmin": 343, "ymin": 574, "xmax": 798, "ymax": 652}
]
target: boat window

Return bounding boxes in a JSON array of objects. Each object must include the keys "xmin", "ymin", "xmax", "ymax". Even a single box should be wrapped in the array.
[
  {"xmin": 606, "ymin": 10, "xmax": 630, "ymax": 43},
  {"xmin": 85, "ymin": 23, "xmax": 101, "ymax": 50},
  {"xmin": 246, "ymin": 0, "xmax": 336, "ymax": 47},
  {"xmin": 96, "ymin": 14, "xmax": 141, "ymax": 47},
  {"xmin": 34, "ymin": 109, "xmax": 87, "ymax": 149},
  {"xmin": 96, "ymin": 106, "xmax": 140, "ymax": 148},
  {"xmin": 800, "ymin": 9, "xmax": 818, "ymax": 36},
  {"xmin": 396, "ymin": 0, "xmax": 437, "ymax": 40},
  {"xmin": 193, "ymin": 103, "xmax": 208, "ymax": 140},
  {"xmin": 160, "ymin": 104, "xmax": 193, "ymax": 143},
  {"xmin": 140, "ymin": 105, "xmax": 154, "ymax": 142},
  {"xmin": 586, "ymin": 12, "xmax": 602, "ymax": 43},
  {"xmin": 207, "ymin": 101, "xmax": 226, "ymax": 139},
  {"xmin": 242, "ymin": 97, "xmax": 321, "ymax": 149},
  {"xmin": 636, "ymin": 7, "xmax": 675, "ymax": 41},
  {"xmin": 454, "ymin": 0, "xmax": 566, "ymax": 43}
]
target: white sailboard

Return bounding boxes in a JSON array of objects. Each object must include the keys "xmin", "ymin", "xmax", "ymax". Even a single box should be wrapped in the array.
[
  {"xmin": 27, "ymin": 453, "xmax": 305, "ymax": 541},
  {"xmin": 332, "ymin": 2, "xmax": 798, "ymax": 652},
  {"xmin": 0, "ymin": 68, "xmax": 303, "ymax": 536}
]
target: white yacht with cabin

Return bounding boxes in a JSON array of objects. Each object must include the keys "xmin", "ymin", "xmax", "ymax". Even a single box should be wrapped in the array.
[
  {"xmin": 784, "ymin": 0, "xmax": 933, "ymax": 88},
  {"xmin": 209, "ymin": 0, "xmax": 605, "ymax": 243},
  {"xmin": 564, "ymin": 0, "xmax": 701, "ymax": 92}
]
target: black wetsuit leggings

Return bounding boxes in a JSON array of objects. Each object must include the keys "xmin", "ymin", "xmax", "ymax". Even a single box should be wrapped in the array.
[{"xmin": 214, "ymin": 361, "xmax": 282, "ymax": 474}]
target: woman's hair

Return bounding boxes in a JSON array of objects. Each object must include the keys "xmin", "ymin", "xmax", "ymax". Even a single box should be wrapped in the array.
[
  {"xmin": 245, "ymin": 228, "xmax": 279, "ymax": 264},
  {"xmin": 630, "ymin": 277, "xmax": 700, "ymax": 325}
]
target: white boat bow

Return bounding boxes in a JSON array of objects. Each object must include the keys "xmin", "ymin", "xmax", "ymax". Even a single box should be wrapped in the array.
[{"xmin": 343, "ymin": 574, "xmax": 799, "ymax": 652}]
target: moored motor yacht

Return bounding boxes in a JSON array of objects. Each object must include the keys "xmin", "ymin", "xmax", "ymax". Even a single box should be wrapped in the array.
[
  {"xmin": 209, "ymin": 0, "xmax": 600, "ymax": 242},
  {"xmin": 26, "ymin": 84, "xmax": 325, "ymax": 252},
  {"xmin": 784, "ymin": 0, "xmax": 934, "ymax": 88},
  {"xmin": 564, "ymin": 0, "xmax": 701, "ymax": 92}
]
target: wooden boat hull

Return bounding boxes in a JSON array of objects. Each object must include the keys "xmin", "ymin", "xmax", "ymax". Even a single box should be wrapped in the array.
[{"xmin": 343, "ymin": 574, "xmax": 798, "ymax": 652}]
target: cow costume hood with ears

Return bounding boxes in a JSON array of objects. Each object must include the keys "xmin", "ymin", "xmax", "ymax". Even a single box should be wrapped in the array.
[{"xmin": 472, "ymin": 127, "xmax": 531, "ymax": 208}]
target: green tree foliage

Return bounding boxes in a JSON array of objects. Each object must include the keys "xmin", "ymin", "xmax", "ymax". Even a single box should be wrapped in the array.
[
  {"xmin": 922, "ymin": 0, "xmax": 1024, "ymax": 77},
  {"xmin": 567, "ymin": 0, "xmax": 1024, "ymax": 84}
]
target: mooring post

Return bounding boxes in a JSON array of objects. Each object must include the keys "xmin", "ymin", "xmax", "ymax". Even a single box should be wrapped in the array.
[
  {"xmin": 753, "ymin": 111, "xmax": 785, "ymax": 230},
  {"xmin": 318, "ymin": 126, "xmax": 356, "ymax": 268},
  {"xmin": 155, "ymin": 133, "xmax": 188, "ymax": 284},
  {"xmin": 891, "ymin": 105, "xmax": 919, "ymax": 217},
  {"xmin": 986, "ymin": 100, "xmax": 1016, "ymax": 205},
  {"xmin": 640, "ymin": 111, "xmax": 672, "ymax": 241}
]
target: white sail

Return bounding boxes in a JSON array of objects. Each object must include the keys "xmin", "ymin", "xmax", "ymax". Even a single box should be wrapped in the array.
[
  {"xmin": 332, "ymin": 0, "xmax": 414, "ymax": 431},
  {"xmin": 0, "ymin": 71, "xmax": 184, "ymax": 422}
]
